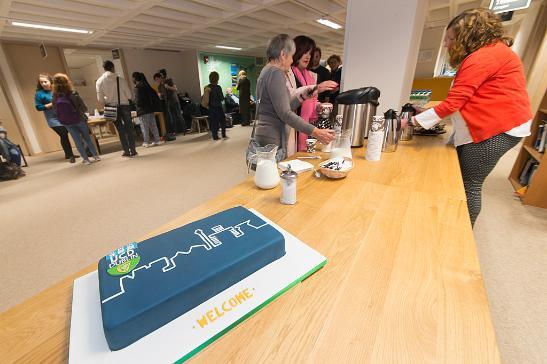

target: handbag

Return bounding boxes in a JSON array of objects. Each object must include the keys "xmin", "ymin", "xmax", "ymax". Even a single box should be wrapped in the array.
[
  {"xmin": 104, "ymin": 77, "xmax": 120, "ymax": 121},
  {"xmin": 245, "ymin": 99, "xmax": 286, "ymax": 171},
  {"xmin": 201, "ymin": 86, "xmax": 211, "ymax": 109}
]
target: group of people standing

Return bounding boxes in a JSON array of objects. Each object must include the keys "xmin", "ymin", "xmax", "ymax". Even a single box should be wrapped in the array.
[
  {"xmin": 33, "ymin": 62, "xmax": 189, "ymax": 166},
  {"xmin": 153, "ymin": 69, "xmax": 186, "ymax": 140},
  {"xmin": 200, "ymin": 69, "xmax": 252, "ymax": 141},
  {"xmin": 35, "ymin": 72, "xmax": 100, "ymax": 165},
  {"xmin": 253, "ymin": 8, "xmax": 532, "ymax": 227}
]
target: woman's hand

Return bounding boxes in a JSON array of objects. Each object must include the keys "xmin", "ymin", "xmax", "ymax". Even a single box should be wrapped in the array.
[
  {"xmin": 311, "ymin": 128, "xmax": 335, "ymax": 145},
  {"xmin": 411, "ymin": 104, "xmax": 427, "ymax": 114},
  {"xmin": 45, "ymin": 102, "xmax": 53, "ymax": 110},
  {"xmin": 400, "ymin": 117, "xmax": 409, "ymax": 129},
  {"xmin": 317, "ymin": 81, "xmax": 338, "ymax": 93}
]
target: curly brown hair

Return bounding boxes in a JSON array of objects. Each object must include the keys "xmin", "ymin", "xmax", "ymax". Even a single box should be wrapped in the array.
[
  {"xmin": 447, "ymin": 8, "xmax": 513, "ymax": 68},
  {"xmin": 52, "ymin": 73, "xmax": 73, "ymax": 96}
]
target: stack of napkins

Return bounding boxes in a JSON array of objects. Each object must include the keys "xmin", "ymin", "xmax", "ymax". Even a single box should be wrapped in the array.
[{"xmin": 278, "ymin": 159, "xmax": 313, "ymax": 173}]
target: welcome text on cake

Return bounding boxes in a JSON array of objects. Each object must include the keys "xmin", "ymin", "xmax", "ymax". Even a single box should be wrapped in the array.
[{"xmin": 196, "ymin": 288, "xmax": 254, "ymax": 328}]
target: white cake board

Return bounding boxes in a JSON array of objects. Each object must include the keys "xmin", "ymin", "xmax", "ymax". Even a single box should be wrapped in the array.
[{"xmin": 69, "ymin": 210, "xmax": 327, "ymax": 363}]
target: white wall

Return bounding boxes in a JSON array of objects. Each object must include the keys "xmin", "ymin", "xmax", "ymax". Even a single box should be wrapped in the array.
[
  {"xmin": 122, "ymin": 48, "xmax": 201, "ymax": 101},
  {"xmin": 342, "ymin": 0, "xmax": 427, "ymax": 111},
  {"xmin": 414, "ymin": 27, "xmax": 444, "ymax": 79},
  {"xmin": 70, "ymin": 62, "xmax": 101, "ymax": 112}
]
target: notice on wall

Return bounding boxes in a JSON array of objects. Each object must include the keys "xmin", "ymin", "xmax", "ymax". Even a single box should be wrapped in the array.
[
  {"xmin": 418, "ymin": 49, "xmax": 433, "ymax": 63},
  {"xmin": 489, "ymin": 0, "xmax": 531, "ymax": 12},
  {"xmin": 39, "ymin": 42, "xmax": 47, "ymax": 59}
]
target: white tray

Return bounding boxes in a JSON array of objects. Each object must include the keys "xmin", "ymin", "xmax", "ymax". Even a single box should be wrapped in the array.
[{"xmin": 69, "ymin": 209, "xmax": 327, "ymax": 363}]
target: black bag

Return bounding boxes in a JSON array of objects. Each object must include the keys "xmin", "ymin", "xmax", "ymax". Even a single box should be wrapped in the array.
[
  {"xmin": 0, "ymin": 161, "xmax": 24, "ymax": 181},
  {"xmin": 104, "ymin": 77, "xmax": 121, "ymax": 121},
  {"xmin": 148, "ymin": 85, "xmax": 162, "ymax": 112}
]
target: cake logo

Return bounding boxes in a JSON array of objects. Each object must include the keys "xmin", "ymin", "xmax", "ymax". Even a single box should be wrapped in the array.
[{"xmin": 106, "ymin": 242, "xmax": 140, "ymax": 276}]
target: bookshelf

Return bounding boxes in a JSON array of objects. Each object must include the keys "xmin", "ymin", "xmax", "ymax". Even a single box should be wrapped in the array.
[{"xmin": 509, "ymin": 90, "xmax": 547, "ymax": 208}]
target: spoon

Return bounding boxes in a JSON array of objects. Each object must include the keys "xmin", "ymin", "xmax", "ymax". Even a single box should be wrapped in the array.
[{"xmin": 313, "ymin": 168, "xmax": 321, "ymax": 178}]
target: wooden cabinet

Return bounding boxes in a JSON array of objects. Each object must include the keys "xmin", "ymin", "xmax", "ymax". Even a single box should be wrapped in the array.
[{"xmin": 509, "ymin": 90, "xmax": 547, "ymax": 208}]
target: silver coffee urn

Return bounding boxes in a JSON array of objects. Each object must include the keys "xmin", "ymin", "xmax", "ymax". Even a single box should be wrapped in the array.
[{"xmin": 336, "ymin": 87, "xmax": 380, "ymax": 147}]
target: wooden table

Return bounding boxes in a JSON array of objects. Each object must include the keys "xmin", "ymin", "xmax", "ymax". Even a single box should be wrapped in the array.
[
  {"xmin": 89, "ymin": 112, "xmax": 167, "ymax": 138},
  {"xmin": 87, "ymin": 117, "xmax": 115, "ymax": 139},
  {"xmin": 0, "ymin": 134, "xmax": 501, "ymax": 363}
]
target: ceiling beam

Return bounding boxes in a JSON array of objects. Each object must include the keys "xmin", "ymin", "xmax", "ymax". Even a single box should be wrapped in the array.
[
  {"xmin": 77, "ymin": 0, "xmax": 163, "ymax": 47},
  {"xmin": 140, "ymin": 0, "xmax": 290, "ymax": 49},
  {"xmin": 449, "ymin": 0, "xmax": 458, "ymax": 18},
  {"xmin": 0, "ymin": 0, "xmax": 14, "ymax": 37}
]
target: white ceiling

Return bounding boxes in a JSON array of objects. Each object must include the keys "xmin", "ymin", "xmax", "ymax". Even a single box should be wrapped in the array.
[
  {"xmin": 0, "ymin": 0, "xmax": 540, "ymax": 58},
  {"xmin": 0, "ymin": 0, "xmax": 348, "ymax": 57}
]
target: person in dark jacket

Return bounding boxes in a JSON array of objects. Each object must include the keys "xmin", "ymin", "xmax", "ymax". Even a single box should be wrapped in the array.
[
  {"xmin": 327, "ymin": 54, "xmax": 342, "ymax": 102},
  {"xmin": 224, "ymin": 87, "xmax": 239, "ymax": 113},
  {"xmin": 206, "ymin": 72, "xmax": 226, "ymax": 140},
  {"xmin": 309, "ymin": 47, "xmax": 331, "ymax": 102},
  {"xmin": 133, "ymin": 72, "xmax": 162, "ymax": 147},
  {"xmin": 236, "ymin": 70, "xmax": 251, "ymax": 126},
  {"xmin": 160, "ymin": 68, "xmax": 186, "ymax": 135}
]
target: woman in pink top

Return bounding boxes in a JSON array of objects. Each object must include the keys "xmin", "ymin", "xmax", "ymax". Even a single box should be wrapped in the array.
[{"xmin": 287, "ymin": 35, "xmax": 337, "ymax": 151}]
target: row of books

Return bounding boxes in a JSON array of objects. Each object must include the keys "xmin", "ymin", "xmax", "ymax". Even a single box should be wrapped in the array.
[
  {"xmin": 519, "ymin": 158, "xmax": 540, "ymax": 186},
  {"xmin": 533, "ymin": 121, "xmax": 546, "ymax": 153}
]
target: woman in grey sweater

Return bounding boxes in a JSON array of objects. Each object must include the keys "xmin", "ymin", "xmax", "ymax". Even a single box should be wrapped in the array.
[{"xmin": 254, "ymin": 34, "xmax": 335, "ymax": 158}]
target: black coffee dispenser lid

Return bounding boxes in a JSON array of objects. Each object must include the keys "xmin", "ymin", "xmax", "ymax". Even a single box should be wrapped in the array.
[
  {"xmin": 401, "ymin": 103, "xmax": 416, "ymax": 114},
  {"xmin": 384, "ymin": 109, "xmax": 398, "ymax": 119},
  {"xmin": 364, "ymin": 87, "xmax": 380, "ymax": 102},
  {"xmin": 336, "ymin": 86, "xmax": 381, "ymax": 105}
]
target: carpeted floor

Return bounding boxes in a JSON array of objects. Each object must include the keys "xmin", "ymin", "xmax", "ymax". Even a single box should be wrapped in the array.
[
  {"xmin": 1, "ymin": 125, "xmax": 546, "ymax": 363},
  {"xmin": 474, "ymin": 145, "xmax": 547, "ymax": 363}
]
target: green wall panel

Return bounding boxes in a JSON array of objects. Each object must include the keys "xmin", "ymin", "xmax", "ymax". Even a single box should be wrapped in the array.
[{"xmin": 198, "ymin": 52, "xmax": 262, "ymax": 99}]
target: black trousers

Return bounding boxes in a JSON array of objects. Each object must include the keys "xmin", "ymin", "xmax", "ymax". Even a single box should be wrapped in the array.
[
  {"xmin": 457, "ymin": 133, "xmax": 521, "ymax": 226},
  {"xmin": 239, "ymin": 111, "xmax": 250, "ymax": 126},
  {"xmin": 50, "ymin": 125, "xmax": 74, "ymax": 158},
  {"xmin": 167, "ymin": 101, "xmax": 186, "ymax": 133},
  {"xmin": 209, "ymin": 106, "xmax": 226, "ymax": 139},
  {"xmin": 115, "ymin": 105, "xmax": 136, "ymax": 154}
]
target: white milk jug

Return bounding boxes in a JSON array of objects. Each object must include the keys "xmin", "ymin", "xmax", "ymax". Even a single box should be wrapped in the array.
[{"xmin": 250, "ymin": 145, "xmax": 280, "ymax": 189}]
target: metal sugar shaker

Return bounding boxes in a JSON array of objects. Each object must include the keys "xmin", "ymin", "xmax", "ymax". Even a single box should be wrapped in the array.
[{"xmin": 280, "ymin": 164, "xmax": 298, "ymax": 205}]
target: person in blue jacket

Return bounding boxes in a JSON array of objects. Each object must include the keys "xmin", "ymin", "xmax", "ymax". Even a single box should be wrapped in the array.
[{"xmin": 35, "ymin": 73, "xmax": 78, "ymax": 163}]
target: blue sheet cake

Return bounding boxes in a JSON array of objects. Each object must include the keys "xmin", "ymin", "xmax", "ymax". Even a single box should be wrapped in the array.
[{"xmin": 98, "ymin": 206, "xmax": 285, "ymax": 350}]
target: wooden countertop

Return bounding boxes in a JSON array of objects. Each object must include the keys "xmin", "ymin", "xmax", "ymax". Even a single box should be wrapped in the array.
[{"xmin": 0, "ymin": 133, "xmax": 500, "ymax": 363}]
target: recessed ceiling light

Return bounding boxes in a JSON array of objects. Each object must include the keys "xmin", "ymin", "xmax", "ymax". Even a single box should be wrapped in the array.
[
  {"xmin": 215, "ymin": 45, "xmax": 242, "ymax": 51},
  {"xmin": 316, "ymin": 18, "xmax": 342, "ymax": 30},
  {"xmin": 10, "ymin": 21, "xmax": 92, "ymax": 34}
]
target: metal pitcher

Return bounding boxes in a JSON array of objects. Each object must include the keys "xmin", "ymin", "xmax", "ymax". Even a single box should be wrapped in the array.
[
  {"xmin": 400, "ymin": 103, "xmax": 416, "ymax": 141},
  {"xmin": 382, "ymin": 109, "xmax": 401, "ymax": 152}
]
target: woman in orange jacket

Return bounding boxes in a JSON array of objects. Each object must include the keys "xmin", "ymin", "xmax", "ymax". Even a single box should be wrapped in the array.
[{"xmin": 407, "ymin": 8, "xmax": 532, "ymax": 226}]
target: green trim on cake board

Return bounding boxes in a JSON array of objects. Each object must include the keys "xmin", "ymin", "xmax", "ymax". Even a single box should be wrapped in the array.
[{"xmin": 174, "ymin": 259, "xmax": 327, "ymax": 363}]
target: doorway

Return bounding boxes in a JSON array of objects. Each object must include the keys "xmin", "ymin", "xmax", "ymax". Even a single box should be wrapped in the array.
[{"xmin": 63, "ymin": 48, "xmax": 127, "ymax": 113}]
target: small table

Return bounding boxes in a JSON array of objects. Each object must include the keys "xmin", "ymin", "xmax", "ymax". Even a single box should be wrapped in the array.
[
  {"xmin": 87, "ymin": 117, "xmax": 113, "ymax": 139},
  {"xmin": 191, "ymin": 116, "xmax": 209, "ymax": 133}
]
